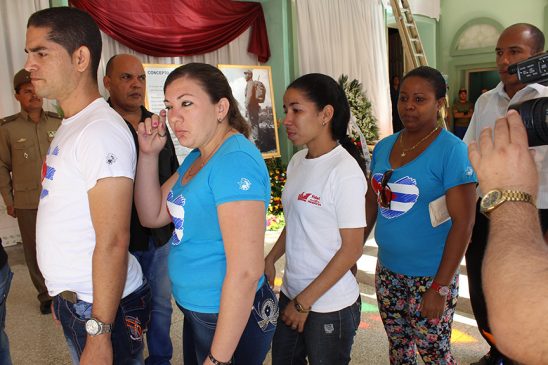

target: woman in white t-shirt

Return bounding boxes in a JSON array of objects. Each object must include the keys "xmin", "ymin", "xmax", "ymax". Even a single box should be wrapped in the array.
[{"xmin": 265, "ymin": 73, "xmax": 367, "ymax": 364}]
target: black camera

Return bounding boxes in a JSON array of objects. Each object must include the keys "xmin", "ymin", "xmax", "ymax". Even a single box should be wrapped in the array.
[{"xmin": 507, "ymin": 52, "xmax": 548, "ymax": 146}]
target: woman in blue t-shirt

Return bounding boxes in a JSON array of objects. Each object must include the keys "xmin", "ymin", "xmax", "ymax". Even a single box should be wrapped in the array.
[
  {"xmin": 365, "ymin": 66, "xmax": 477, "ymax": 364},
  {"xmin": 135, "ymin": 63, "xmax": 278, "ymax": 365}
]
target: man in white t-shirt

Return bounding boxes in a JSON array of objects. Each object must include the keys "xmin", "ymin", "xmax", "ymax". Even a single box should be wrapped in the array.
[
  {"xmin": 25, "ymin": 7, "xmax": 149, "ymax": 365},
  {"xmin": 463, "ymin": 23, "xmax": 548, "ymax": 365}
]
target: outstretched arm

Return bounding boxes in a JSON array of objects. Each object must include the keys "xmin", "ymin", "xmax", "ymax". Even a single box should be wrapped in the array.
[
  {"xmin": 206, "ymin": 200, "xmax": 266, "ymax": 364},
  {"xmin": 80, "ymin": 176, "xmax": 133, "ymax": 365},
  {"xmin": 420, "ymin": 183, "xmax": 476, "ymax": 319},
  {"xmin": 469, "ymin": 110, "xmax": 548, "ymax": 364}
]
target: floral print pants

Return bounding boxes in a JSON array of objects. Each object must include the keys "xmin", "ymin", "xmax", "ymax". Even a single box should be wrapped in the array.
[{"xmin": 375, "ymin": 263, "xmax": 458, "ymax": 365}]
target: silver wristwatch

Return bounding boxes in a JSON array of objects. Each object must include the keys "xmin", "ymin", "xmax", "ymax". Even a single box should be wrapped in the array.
[{"xmin": 85, "ymin": 318, "xmax": 112, "ymax": 336}]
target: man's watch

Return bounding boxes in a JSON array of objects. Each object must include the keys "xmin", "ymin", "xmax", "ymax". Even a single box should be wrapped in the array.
[
  {"xmin": 85, "ymin": 318, "xmax": 112, "ymax": 336},
  {"xmin": 480, "ymin": 189, "xmax": 535, "ymax": 217},
  {"xmin": 430, "ymin": 281, "xmax": 450, "ymax": 296}
]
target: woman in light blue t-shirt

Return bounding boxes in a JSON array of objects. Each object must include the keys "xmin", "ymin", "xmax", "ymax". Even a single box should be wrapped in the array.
[
  {"xmin": 135, "ymin": 63, "xmax": 278, "ymax": 365},
  {"xmin": 365, "ymin": 66, "xmax": 477, "ymax": 364}
]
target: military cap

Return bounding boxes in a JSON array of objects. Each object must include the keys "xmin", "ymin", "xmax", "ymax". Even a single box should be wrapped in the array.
[
  {"xmin": 14, "ymin": 69, "xmax": 31, "ymax": 91},
  {"xmin": 244, "ymin": 69, "xmax": 253, "ymax": 75}
]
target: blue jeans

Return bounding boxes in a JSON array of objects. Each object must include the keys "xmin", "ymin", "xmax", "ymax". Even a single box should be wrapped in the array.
[
  {"xmin": 132, "ymin": 240, "xmax": 173, "ymax": 365},
  {"xmin": 0, "ymin": 264, "xmax": 13, "ymax": 365},
  {"xmin": 178, "ymin": 279, "xmax": 278, "ymax": 365},
  {"xmin": 272, "ymin": 292, "xmax": 361, "ymax": 365},
  {"xmin": 54, "ymin": 280, "xmax": 152, "ymax": 365}
]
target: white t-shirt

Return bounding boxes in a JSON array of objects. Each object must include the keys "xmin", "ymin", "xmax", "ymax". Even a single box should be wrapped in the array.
[
  {"xmin": 463, "ymin": 82, "xmax": 548, "ymax": 209},
  {"xmin": 281, "ymin": 145, "xmax": 367, "ymax": 312},
  {"xmin": 36, "ymin": 98, "xmax": 142, "ymax": 302}
]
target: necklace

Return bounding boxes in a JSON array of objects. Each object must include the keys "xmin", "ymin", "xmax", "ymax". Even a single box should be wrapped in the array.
[
  {"xmin": 186, "ymin": 128, "xmax": 233, "ymax": 178},
  {"xmin": 399, "ymin": 126, "xmax": 439, "ymax": 157}
]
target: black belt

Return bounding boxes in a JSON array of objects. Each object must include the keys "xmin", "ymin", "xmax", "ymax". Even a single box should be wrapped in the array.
[{"xmin": 59, "ymin": 290, "xmax": 78, "ymax": 304}]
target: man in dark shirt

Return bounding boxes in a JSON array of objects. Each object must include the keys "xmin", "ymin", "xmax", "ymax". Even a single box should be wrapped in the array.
[{"xmin": 104, "ymin": 54, "xmax": 179, "ymax": 365}]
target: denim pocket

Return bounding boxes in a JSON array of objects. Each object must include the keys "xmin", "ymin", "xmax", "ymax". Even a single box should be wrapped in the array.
[
  {"xmin": 251, "ymin": 282, "xmax": 279, "ymax": 333},
  {"xmin": 189, "ymin": 311, "xmax": 219, "ymax": 330},
  {"xmin": 350, "ymin": 295, "xmax": 362, "ymax": 330},
  {"xmin": 119, "ymin": 282, "xmax": 152, "ymax": 356}
]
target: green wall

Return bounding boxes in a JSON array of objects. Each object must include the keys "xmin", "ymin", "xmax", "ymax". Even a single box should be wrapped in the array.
[
  {"xmin": 261, "ymin": 0, "xmax": 295, "ymax": 163},
  {"xmin": 50, "ymin": 0, "xmax": 67, "ymax": 6},
  {"xmin": 415, "ymin": 15, "xmax": 437, "ymax": 68}
]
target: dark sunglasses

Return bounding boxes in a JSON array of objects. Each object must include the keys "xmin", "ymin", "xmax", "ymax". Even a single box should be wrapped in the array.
[{"xmin": 377, "ymin": 169, "xmax": 393, "ymax": 208}]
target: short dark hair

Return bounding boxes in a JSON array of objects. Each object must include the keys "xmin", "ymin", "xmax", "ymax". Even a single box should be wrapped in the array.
[
  {"xmin": 402, "ymin": 66, "xmax": 447, "ymax": 100},
  {"xmin": 287, "ymin": 73, "xmax": 366, "ymax": 176},
  {"xmin": 506, "ymin": 23, "xmax": 545, "ymax": 54},
  {"xmin": 164, "ymin": 63, "xmax": 250, "ymax": 137},
  {"xmin": 27, "ymin": 7, "xmax": 102, "ymax": 81}
]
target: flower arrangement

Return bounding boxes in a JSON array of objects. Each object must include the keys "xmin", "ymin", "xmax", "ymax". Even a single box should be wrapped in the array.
[
  {"xmin": 338, "ymin": 74, "xmax": 379, "ymax": 144},
  {"xmin": 266, "ymin": 214, "xmax": 285, "ymax": 231},
  {"xmin": 266, "ymin": 157, "xmax": 286, "ymax": 230}
]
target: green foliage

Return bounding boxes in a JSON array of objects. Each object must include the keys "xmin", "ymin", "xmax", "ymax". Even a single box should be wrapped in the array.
[{"xmin": 338, "ymin": 74, "xmax": 379, "ymax": 143}]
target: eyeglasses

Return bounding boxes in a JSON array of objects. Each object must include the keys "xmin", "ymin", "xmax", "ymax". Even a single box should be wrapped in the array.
[{"xmin": 377, "ymin": 169, "xmax": 393, "ymax": 208}]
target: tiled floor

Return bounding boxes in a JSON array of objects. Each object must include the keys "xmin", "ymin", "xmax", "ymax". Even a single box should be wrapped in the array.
[{"xmin": 4, "ymin": 238, "xmax": 489, "ymax": 364}]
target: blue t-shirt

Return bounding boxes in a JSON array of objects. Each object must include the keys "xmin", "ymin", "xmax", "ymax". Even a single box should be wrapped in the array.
[
  {"xmin": 167, "ymin": 134, "xmax": 269, "ymax": 312},
  {"xmin": 371, "ymin": 129, "xmax": 477, "ymax": 276}
]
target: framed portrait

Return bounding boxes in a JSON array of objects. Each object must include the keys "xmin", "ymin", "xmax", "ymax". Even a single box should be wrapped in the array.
[{"xmin": 218, "ymin": 64, "xmax": 280, "ymax": 158}]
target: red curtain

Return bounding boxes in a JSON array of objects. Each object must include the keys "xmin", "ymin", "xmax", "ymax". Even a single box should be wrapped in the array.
[{"xmin": 69, "ymin": 0, "xmax": 271, "ymax": 62}]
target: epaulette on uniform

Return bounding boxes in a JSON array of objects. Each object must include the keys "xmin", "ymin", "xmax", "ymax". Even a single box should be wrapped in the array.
[
  {"xmin": 46, "ymin": 111, "xmax": 62, "ymax": 119},
  {"xmin": 0, "ymin": 114, "xmax": 18, "ymax": 126}
]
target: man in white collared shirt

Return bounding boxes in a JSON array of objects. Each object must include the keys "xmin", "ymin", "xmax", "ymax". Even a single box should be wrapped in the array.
[{"xmin": 463, "ymin": 23, "xmax": 548, "ymax": 365}]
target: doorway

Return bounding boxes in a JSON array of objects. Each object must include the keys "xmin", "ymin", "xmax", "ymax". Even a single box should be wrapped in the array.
[{"xmin": 467, "ymin": 69, "xmax": 499, "ymax": 103}]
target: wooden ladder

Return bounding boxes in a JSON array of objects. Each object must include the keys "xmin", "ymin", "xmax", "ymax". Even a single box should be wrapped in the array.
[
  {"xmin": 390, "ymin": 0, "xmax": 448, "ymax": 128},
  {"xmin": 390, "ymin": 0, "xmax": 427, "ymax": 68}
]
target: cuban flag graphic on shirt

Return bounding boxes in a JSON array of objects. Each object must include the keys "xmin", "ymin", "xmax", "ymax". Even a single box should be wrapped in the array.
[
  {"xmin": 40, "ymin": 145, "xmax": 60, "ymax": 200},
  {"xmin": 371, "ymin": 172, "xmax": 419, "ymax": 219},
  {"xmin": 166, "ymin": 191, "xmax": 185, "ymax": 245}
]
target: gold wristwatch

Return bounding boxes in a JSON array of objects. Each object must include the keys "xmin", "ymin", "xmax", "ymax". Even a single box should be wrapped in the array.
[
  {"xmin": 480, "ymin": 189, "xmax": 535, "ymax": 217},
  {"xmin": 293, "ymin": 297, "xmax": 311, "ymax": 313}
]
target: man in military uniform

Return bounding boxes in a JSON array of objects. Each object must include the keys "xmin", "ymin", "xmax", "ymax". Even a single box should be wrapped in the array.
[
  {"xmin": 244, "ymin": 69, "xmax": 261, "ymax": 142},
  {"xmin": 0, "ymin": 69, "xmax": 61, "ymax": 314}
]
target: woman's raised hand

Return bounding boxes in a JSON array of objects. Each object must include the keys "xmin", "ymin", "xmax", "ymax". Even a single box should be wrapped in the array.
[{"xmin": 137, "ymin": 109, "xmax": 168, "ymax": 155}]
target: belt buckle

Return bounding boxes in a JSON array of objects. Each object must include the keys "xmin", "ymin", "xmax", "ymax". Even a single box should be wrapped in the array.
[{"xmin": 59, "ymin": 290, "xmax": 78, "ymax": 304}]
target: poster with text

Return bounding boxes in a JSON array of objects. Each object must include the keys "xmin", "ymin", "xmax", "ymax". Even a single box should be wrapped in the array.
[{"xmin": 143, "ymin": 63, "xmax": 191, "ymax": 163}]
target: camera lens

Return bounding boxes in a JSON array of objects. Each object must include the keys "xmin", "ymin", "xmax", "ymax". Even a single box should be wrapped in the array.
[{"xmin": 511, "ymin": 97, "xmax": 548, "ymax": 147}]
